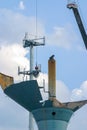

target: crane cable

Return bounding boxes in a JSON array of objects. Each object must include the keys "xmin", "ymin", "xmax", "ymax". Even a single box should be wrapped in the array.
[
  {"xmin": 35, "ymin": 2, "xmax": 48, "ymax": 129},
  {"xmin": 35, "ymin": 0, "xmax": 38, "ymax": 37},
  {"xmin": 35, "ymin": 0, "xmax": 38, "ymax": 66}
]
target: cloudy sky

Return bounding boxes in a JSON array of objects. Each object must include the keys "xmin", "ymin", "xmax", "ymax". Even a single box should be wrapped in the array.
[{"xmin": 0, "ymin": 0, "xmax": 87, "ymax": 130}]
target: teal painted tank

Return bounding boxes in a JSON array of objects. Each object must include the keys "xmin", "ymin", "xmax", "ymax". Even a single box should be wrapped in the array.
[
  {"xmin": 32, "ymin": 108, "xmax": 73, "ymax": 130},
  {"xmin": 4, "ymin": 80, "xmax": 86, "ymax": 130},
  {"xmin": 4, "ymin": 80, "xmax": 87, "ymax": 130}
]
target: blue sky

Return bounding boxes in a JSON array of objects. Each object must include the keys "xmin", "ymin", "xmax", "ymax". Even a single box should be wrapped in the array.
[{"xmin": 0, "ymin": 0, "xmax": 87, "ymax": 130}]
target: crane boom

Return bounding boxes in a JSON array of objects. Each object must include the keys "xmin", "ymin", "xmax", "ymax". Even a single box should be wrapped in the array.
[{"xmin": 67, "ymin": 3, "xmax": 87, "ymax": 49}]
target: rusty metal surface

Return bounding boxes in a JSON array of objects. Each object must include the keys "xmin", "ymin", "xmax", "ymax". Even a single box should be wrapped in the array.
[
  {"xmin": 48, "ymin": 57, "xmax": 56, "ymax": 98},
  {"xmin": 0, "ymin": 73, "xmax": 14, "ymax": 90}
]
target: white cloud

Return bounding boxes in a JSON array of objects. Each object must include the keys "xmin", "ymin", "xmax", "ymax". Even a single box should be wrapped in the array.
[
  {"xmin": 56, "ymin": 80, "xmax": 71, "ymax": 102},
  {"xmin": 19, "ymin": 1, "xmax": 25, "ymax": 10},
  {"xmin": 0, "ymin": 8, "xmax": 81, "ymax": 50},
  {"xmin": 0, "ymin": 44, "xmax": 29, "ymax": 82},
  {"xmin": 71, "ymin": 80, "xmax": 87, "ymax": 101},
  {"xmin": 68, "ymin": 105, "xmax": 87, "ymax": 130},
  {"xmin": 47, "ymin": 24, "xmax": 79, "ymax": 49},
  {"xmin": 0, "ymin": 8, "xmax": 45, "ymax": 44},
  {"xmin": 0, "ymin": 88, "xmax": 29, "ymax": 130}
]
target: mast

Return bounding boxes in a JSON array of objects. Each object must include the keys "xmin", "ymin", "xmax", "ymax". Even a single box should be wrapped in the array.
[
  {"xmin": 22, "ymin": 34, "xmax": 45, "ymax": 130},
  {"xmin": 29, "ymin": 44, "xmax": 34, "ymax": 130},
  {"xmin": 30, "ymin": 44, "xmax": 34, "ymax": 80}
]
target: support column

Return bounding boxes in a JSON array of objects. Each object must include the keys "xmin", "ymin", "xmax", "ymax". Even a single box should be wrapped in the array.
[
  {"xmin": 30, "ymin": 45, "xmax": 34, "ymax": 80},
  {"xmin": 29, "ymin": 45, "xmax": 34, "ymax": 130}
]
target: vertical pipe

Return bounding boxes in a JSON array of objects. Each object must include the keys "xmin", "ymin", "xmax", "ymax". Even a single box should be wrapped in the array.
[
  {"xmin": 30, "ymin": 45, "xmax": 34, "ymax": 80},
  {"xmin": 48, "ymin": 56, "xmax": 56, "ymax": 100},
  {"xmin": 29, "ymin": 45, "xmax": 34, "ymax": 130}
]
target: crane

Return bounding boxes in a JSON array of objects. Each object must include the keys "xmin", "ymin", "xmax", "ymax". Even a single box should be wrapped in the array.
[{"xmin": 67, "ymin": 2, "xmax": 87, "ymax": 49}]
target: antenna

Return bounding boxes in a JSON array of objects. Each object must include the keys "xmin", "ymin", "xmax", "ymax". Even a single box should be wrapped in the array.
[
  {"xmin": 18, "ymin": 33, "xmax": 45, "ymax": 79},
  {"xmin": 23, "ymin": 34, "xmax": 45, "ymax": 48}
]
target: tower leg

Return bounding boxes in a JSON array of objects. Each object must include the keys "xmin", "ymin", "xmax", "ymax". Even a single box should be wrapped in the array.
[{"xmin": 29, "ymin": 112, "xmax": 34, "ymax": 130}]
